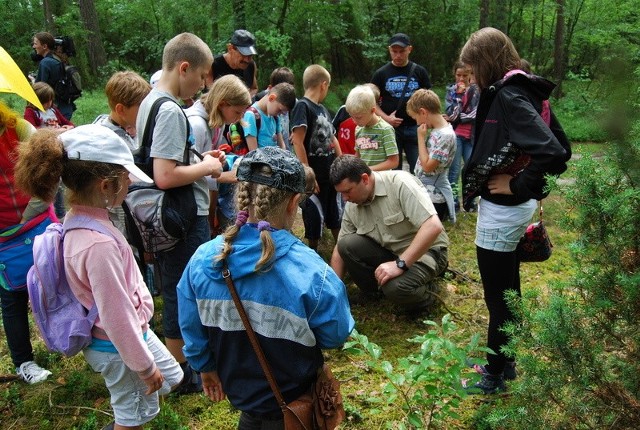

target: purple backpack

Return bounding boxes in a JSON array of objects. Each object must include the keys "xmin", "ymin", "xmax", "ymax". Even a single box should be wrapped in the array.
[{"xmin": 27, "ymin": 215, "xmax": 114, "ymax": 357}]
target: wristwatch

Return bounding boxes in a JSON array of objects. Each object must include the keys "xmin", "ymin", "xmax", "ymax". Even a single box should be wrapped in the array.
[{"xmin": 395, "ymin": 258, "xmax": 409, "ymax": 271}]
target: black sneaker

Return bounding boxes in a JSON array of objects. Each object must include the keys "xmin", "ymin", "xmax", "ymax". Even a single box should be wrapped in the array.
[
  {"xmin": 468, "ymin": 360, "xmax": 517, "ymax": 381},
  {"xmin": 464, "ymin": 372, "xmax": 506, "ymax": 394},
  {"xmin": 174, "ymin": 363, "xmax": 203, "ymax": 395}
]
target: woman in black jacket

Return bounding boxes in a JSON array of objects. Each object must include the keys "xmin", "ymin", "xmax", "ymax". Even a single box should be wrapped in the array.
[{"xmin": 460, "ymin": 27, "xmax": 571, "ymax": 394}]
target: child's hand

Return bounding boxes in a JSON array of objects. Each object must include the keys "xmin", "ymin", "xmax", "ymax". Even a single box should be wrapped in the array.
[
  {"xmin": 487, "ymin": 174, "xmax": 514, "ymax": 195},
  {"xmin": 142, "ymin": 368, "xmax": 165, "ymax": 395},
  {"xmin": 417, "ymin": 123, "xmax": 428, "ymax": 142},
  {"xmin": 202, "ymin": 371, "xmax": 226, "ymax": 402},
  {"xmin": 202, "ymin": 153, "xmax": 223, "ymax": 178},
  {"xmin": 203, "ymin": 149, "xmax": 227, "ymax": 165}
]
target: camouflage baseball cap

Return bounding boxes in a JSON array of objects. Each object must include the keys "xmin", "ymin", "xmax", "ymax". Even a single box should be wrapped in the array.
[{"xmin": 236, "ymin": 147, "xmax": 305, "ymax": 194}]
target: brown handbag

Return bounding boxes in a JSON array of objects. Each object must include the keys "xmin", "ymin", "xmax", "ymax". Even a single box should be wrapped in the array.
[{"xmin": 222, "ymin": 261, "xmax": 345, "ymax": 430}]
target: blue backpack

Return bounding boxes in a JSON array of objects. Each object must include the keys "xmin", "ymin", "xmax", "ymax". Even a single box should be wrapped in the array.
[{"xmin": 27, "ymin": 215, "xmax": 114, "ymax": 357}]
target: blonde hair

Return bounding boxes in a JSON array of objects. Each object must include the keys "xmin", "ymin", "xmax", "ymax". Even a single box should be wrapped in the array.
[
  {"xmin": 0, "ymin": 101, "xmax": 18, "ymax": 129},
  {"xmin": 202, "ymin": 75, "xmax": 251, "ymax": 128},
  {"xmin": 302, "ymin": 64, "xmax": 330, "ymax": 90},
  {"xmin": 105, "ymin": 71, "xmax": 151, "ymax": 109},
  {"xmin": 407, "ymin": 89, "xmax": 442, "ymax": 115},
  {"xmin": 345, "ymin": 85, "xmax": 376, "ymax": 115},
  {"xmin": 15, "ymin": 129, "xmax": 125, "ymax": 205},
  {"xmin": 364, "ymin": 83, "xmax": 380, "ymax": 102},
  {"xmin": 32, "ymin": 82, "xmax": 55, "ymax": 105},
  {"xmin": 460, "ymin": 27, "xmax": 520, "ymax": 90},
  {"xmin": 216, "ymin": 166, "xmax": 294, "ymax": 272},
  {"xmin": 162, "ymin": 33, "xmax": 213, "ymax": 72}
]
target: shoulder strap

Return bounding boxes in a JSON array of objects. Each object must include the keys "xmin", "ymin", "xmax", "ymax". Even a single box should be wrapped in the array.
[
  {"xmin": 246, "ymin": 106, "xmax": 262, "ymax": 133},
  {"xmin": 221, "ymin": 260, "xmax": 288, "ymax": 409},
  {"xmin": 63, "ymin": 215, "xmax": 116, "ymax": 239},
  {"xmin": 139, "ymin": 97, "xmax": 192, "ymax": 177},
  {"xmin": 396, "ymin": 62, "xmax": 417, "ymax": 112},
  {"xmin": 60, "ymin": 215, "xmax": 116, "ymax": 323}
]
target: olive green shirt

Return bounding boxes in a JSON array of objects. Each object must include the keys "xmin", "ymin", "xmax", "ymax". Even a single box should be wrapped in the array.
[{"xmin": 338, "ymin": 171, "xmax": 449, "ymax": 265}]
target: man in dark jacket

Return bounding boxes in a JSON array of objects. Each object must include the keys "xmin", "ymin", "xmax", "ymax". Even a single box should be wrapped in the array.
[{"xmin": 32, "ymin": 32, "xmax": 74, "ymax": 120}]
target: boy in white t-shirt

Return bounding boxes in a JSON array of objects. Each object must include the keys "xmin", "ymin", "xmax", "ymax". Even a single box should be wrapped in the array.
[{"xmin": 407, "ymin": 89, "xmax": 457, "ymax": 222}]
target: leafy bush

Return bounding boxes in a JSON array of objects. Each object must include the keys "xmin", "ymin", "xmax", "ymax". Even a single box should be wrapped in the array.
[{"xmin": 345, "ymin": 315, "xmax": 490, "ymax": 429}]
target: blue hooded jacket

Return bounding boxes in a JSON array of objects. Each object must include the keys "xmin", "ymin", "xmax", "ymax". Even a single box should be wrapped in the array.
[{"xmin": 178, "ymin": 225, "xmax": 354, "ymax": 417}]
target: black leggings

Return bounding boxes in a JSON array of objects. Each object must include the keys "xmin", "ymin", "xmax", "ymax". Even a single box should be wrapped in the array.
[{"xmin": 476, "ymin": 246, "xmax": 521, "ymax": 375}]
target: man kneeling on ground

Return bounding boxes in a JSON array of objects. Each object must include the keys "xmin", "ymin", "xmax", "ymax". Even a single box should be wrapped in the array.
[{"xmin": 329, "ymin": 155, "xmax": 449, "ymax": 314}]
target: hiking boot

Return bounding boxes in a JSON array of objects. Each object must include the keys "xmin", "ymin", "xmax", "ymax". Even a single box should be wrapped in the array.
[
  {"xmin": 17, "ymin": 361, "xmax": 52, "ymax": 384},
  {"xmin": 468, "ymin": 359, "xmax": 517, "ymax": 381},
  {"xmin": 464, "ymin": 372, "xmax": 506, "ymax": 395},
  {"xmin": 174, "ymin": 363, "xmax": 202, "ymax": 395}
]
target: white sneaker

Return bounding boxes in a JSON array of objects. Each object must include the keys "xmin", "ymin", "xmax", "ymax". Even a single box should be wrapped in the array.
[{"xmin": 17, "ymin": 361, "xmax": 52, "ymax": 384}]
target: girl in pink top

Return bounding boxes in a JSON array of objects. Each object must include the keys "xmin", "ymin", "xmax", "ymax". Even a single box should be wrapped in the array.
[{"xmin": 15, "ymin": 125, "xmax": 184, "ymax": 430}]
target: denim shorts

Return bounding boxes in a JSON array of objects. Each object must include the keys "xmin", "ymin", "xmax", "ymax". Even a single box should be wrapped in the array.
[
  {"xmin": 83, "ymin": 330, "xmax": 183, "ymax": 427},
  {"xmin": 475, "ymin": 198, "xmax": 536, "ymax": 252}
]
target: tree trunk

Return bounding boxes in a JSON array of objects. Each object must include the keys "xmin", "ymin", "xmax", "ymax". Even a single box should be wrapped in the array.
[
  {"xmin": 78, "ymin": 0, "xmax": 107, "ymax": 71},
  {"xmin": 276, "ymin": 0, "xmax": 290, "ymax": 35},
  {"xmin": 553, "ymin": 0, "xmax": 565, "ymax": 96},
  {"xmin": 232, "ymin": 0, "xmax": 246, "ymax": 30},
  {"xmin": 479, "ymin": 0, "xmax": 490, "ymax": 28},
  {"xmin": 211, "ymin": 0, "xmax": 219, "ymax": 42},
  {"xmin": 43, "ymin": 0, "xmax": 56, "ymax": 34}
]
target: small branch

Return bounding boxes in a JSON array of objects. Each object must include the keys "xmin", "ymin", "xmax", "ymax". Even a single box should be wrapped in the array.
[{"xmin": 48, "ymin": 388, "xmax": 113, "ymax": 418}]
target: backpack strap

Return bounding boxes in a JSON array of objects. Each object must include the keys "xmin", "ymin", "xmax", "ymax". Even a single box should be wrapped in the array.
[
  {"xmin": 246, "ymin": 106, "xmax": 262, "ymax": 134},
  {"xmin": 137, "ymin": 97, "xmax": 192, "ymax": 177},
  {"xmin": 61, "ymin": 215, "xmax": 118, "ymax": 326},
  {"xmin": 395, "ymin": 62, "xmax": 417, "ymax": 112}
]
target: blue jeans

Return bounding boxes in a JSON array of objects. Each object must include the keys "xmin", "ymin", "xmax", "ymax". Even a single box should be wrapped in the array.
[
  {"xmin": 0, "ymin": 287, "xmax": 33, "ymax": 367},
  {"xmin": 156, "ymin": 215, "xmax": 210, "ymax": 339},
  {"xmin": 448, "ymin": 135, "xmax": 474, "ymax": 199},
  {"xmin": 395, "ymin": 124, "xmax": 419, "ymax": 175}
]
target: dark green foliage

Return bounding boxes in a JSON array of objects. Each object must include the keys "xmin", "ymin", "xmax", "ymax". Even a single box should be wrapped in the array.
[{"xmin": 475, "ymin": 66, "xmax": 640, "ymax": 429}]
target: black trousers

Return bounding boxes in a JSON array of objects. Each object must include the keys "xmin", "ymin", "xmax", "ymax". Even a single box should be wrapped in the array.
[{"xmin": 476, "ymin": 246, "xmax": 521, "ymax": 375}]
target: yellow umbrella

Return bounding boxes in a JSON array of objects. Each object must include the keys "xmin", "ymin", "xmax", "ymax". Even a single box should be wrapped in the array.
[{"xmin": 0, "ymin": 46, "xmax": 44, "ymax": 111}]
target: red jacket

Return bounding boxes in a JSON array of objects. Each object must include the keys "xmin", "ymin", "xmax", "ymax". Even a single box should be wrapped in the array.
[
  {"xmin": 24, "ymin": 105, "xmax": 74, "ymax": 129},
  {"xmin": 0, "ymin": 125, "xmax": 31, "ymax": 228}
]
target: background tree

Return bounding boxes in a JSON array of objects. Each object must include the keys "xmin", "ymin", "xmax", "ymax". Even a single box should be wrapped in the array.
[
  {"xmin": 79, "ymin": 0, "xmax": 106, "ymax": 72},
  {"xmin": 0, "ymin": 0, "xmax": 637, "ymax": 97}
]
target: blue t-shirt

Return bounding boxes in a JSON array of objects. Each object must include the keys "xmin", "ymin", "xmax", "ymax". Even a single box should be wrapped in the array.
[{"xmin": 242, "ymin": 104, "xmax": 280, "ymax": 148}]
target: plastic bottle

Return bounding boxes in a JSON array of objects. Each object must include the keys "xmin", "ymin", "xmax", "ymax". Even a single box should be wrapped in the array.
[{"xmin": 229, "ymin": 124, "xmax": 242, "ymax": 149}]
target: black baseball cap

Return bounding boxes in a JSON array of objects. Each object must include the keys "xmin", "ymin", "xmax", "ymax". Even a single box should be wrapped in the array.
[
  {"xmin": 389, "ymin": 33, "xmax": 411, "ymax": 47},
  {"xmin": 236, "ymin": 147, "xmax": 305, "ymax": 194},
  {"xmin": 230, "ymin": 29, "xmax": 257, "ymax": 56}
]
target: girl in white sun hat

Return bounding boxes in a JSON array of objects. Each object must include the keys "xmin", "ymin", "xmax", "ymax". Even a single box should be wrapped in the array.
[{"xmin": 15, "ymin": 125, "xmax": 185, "ymax": 430}]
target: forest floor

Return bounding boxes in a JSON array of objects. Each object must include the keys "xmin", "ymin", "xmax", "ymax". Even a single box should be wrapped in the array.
[{"xmin": 0, "ymin": 145, "xmax": 594, "ymax": 430}]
